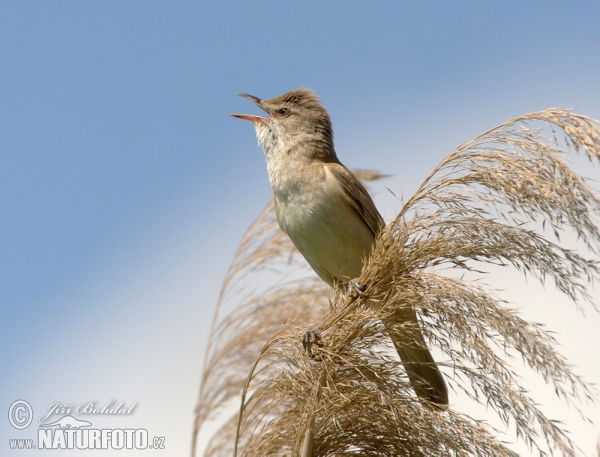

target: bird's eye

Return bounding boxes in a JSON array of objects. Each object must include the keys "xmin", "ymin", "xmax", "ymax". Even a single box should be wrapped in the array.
[{"xmin": 277, "ymin": 107, "xmax": 290, "ymax": 117}]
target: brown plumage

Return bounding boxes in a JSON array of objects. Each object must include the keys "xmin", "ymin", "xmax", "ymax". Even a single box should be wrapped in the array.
[{"xmin": 232, "ymin": 88, "xmax": 449, "ymax": 408}]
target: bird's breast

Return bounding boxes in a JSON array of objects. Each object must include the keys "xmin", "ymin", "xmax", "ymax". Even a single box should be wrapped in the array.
[{"xmin": 269, "ymin": 163, "xmax": 375, "ymax": 286}]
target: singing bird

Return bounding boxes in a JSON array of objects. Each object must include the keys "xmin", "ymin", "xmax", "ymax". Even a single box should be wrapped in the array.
[{"xmin": 231, "ymin": 88, "xmax": 448, "ymax": 408}]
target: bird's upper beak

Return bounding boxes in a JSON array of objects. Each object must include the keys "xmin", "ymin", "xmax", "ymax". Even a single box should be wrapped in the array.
[{"xmin": 230, "ymin": 93, "xmax": 271, "ymax": 124}]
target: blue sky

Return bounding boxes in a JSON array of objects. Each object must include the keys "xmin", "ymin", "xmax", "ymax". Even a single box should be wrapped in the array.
[{"xmin": 2, "ymin": 1, "xmax": 600, "ymax": 455}]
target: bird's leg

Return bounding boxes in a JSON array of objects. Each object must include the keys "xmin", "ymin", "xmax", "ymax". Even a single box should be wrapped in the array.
[
  {"xmin": 348, "ymin": 278, "xmax": 368, "ymax": 298},
  {"xmin": 302, "ymin": 326, "xmax": 323, "ymax": 359}
]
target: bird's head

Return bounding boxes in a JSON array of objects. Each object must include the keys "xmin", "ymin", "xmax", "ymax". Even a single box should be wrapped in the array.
[{"xmin": 231, "ymin": 88, "xmax": 334, "ymax": 160}]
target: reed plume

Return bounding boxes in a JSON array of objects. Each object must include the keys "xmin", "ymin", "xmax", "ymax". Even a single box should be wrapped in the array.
[{"xmin": 193, "ymin": 109, "xmax": 600, "ymax": 456}]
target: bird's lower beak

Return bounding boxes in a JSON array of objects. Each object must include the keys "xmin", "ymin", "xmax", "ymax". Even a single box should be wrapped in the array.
[
  {"xmin": 230, "ymin": 113, "xmax": 269, "ymax": 124},
  {"xmin": 230, "ymin": 92, "xmax": 272, "ymax": 124}
]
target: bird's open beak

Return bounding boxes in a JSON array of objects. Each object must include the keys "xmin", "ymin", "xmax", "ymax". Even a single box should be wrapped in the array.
[{"xmin": 230, "ymin": 93, "xmax": 271, "ymax": 124}]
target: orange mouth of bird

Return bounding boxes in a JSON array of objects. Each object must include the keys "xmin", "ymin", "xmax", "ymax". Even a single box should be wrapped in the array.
[
  {"xmin": 230, "ymin": 113, "xmax": 271, "ymax": 124},
  {"xmin": 231, "ymin": 93, "xmax": 273, "ymax": 125}
]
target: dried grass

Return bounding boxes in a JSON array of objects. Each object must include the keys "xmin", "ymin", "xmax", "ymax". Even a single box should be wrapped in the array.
[{"xmin": 192, "ymin": 109, "xmax": 600, "ymax": 456}]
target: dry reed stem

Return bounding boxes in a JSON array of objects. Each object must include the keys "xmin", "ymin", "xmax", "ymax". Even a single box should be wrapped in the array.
[{"xmin": 193, "ymin": 110, "xmax": 600, "ymax": 456}]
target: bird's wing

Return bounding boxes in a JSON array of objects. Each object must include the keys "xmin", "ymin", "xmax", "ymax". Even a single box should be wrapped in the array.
[{"xmin": 325, "ymin": 163, "xmax": 385, "ymax": 236}]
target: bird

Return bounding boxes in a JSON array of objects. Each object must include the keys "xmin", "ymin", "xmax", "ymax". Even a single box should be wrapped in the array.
[{"xmin": 231, "ymin": 88, "xmax": 448, "ymax": 409}]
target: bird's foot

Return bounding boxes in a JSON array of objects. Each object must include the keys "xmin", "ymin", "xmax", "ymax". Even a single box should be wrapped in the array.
[
  {"xmin": 348, "ymin": 278, "xmax": 368, "ymax": 299},
  {"xmin": 302, "ymin": 327, "xmax": 323, "ymax": 359}
]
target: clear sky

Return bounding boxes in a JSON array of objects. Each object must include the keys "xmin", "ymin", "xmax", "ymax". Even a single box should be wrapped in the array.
[{"xmin": 2, "ymin": 1, "xmax": 600, "ymax": 455}]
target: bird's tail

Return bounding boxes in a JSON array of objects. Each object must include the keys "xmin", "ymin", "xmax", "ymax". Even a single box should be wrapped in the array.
[{"xmin": 385, "ymin": 306, "xmax": 449, "ymax": 409}]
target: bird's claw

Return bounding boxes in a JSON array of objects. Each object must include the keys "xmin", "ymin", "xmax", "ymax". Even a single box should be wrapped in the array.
[
  {"xmin": 302, "ymin": 327, "xmax": 323, "ymax": 359},
  {"xmin": 348, "ymin": 278, "xmax": 368, "ymax": 298}
]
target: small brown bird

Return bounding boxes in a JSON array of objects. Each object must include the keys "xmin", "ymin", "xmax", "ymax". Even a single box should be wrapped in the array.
[{"xmin": 231, "ymin": 88, "xmax": 448, "ymax": 408}]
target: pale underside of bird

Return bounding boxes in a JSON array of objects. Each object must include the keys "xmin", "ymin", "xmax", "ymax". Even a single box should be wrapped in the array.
[{"xmin": 231, "ymin": 88, "xmax": 449, "ymax": 409}]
